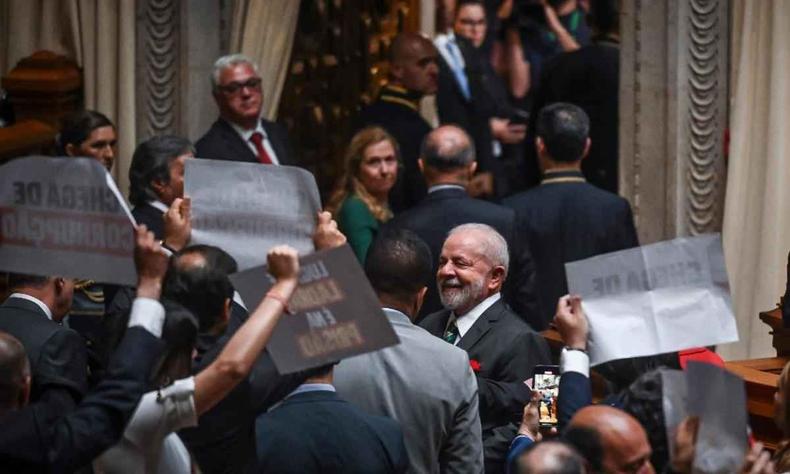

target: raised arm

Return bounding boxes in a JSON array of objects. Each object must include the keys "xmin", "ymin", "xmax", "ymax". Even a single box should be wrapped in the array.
[{"xmin": 192, "ymin": 245, "xmax": 300, "ymax": 415}]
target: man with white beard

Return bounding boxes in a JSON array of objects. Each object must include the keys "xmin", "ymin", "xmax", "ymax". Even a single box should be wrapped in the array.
[{"xmin": 419, "ymin": 223, "xmax": 551, "ymax": 473}]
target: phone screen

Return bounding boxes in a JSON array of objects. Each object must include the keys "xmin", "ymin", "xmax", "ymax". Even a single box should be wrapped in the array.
[{"xmin": 533, "ymin": 367, "xmax": 560, "ymax": 426}]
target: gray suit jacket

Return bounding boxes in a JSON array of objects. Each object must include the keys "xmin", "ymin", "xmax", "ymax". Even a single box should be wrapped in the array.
[{"xmin": 334, "ymin": 308, "xmax": 484, "ymax": 474}]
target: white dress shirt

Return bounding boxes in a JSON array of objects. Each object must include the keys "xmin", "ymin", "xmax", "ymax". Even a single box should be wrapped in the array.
[
  {"xmin": 453, "ymin": 292, "xmax": 501, "ymax": 341},
  {"xmin": 229, "ymin": 120, "xmax": 280, "ymax": 165}
]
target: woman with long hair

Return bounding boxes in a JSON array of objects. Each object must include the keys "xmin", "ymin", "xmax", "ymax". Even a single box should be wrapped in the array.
[{"xmin": 326, "ymin": 126, "xmax": 400, "ymax": 263}]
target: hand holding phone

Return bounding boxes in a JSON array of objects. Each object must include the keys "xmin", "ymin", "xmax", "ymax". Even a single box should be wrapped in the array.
[{"xmin": 532, "ymin": 365, "xmax": 560, "ymax": 427}]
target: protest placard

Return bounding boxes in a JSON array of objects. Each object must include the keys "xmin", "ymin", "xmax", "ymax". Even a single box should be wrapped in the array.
[
  {"xmin": 0, "ymin": 156, "xmax": 137, "ymax": 285},
  {"xmin": 185, "ymin": 159, "xmax": 321, "ymax": 270},
  {"xmin": 229, "ymin": 244, "xmax": 399, "ymax": 374},
  {"xmin": 565, "ymin": 233, "xmax": 737, "ymax": 366},
  {"xmin": 687, "ymin": 361, "xmax": 748, "ymax": 473}
]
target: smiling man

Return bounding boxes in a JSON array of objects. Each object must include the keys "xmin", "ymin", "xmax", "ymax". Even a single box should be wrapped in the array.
[
  {"xmin": 419, "ymin": 223, "xmax": 550, "ymax": 473},
  {"xmin": 195, "ymin": 54, "xmax": 295, "ymax": 166}
]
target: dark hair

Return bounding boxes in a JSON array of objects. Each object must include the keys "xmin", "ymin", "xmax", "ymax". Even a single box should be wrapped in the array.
[
  {"xmin": 128, "ymin": 135, "xmax": 194, "ymax": 206},
  {"xmin": 536, "ymin": 103, "xmax": 590, "ymax": 163},
  {"xmin": 589, "ymin": 0, "xmax": 619, "ymax": 35},
  {"xmin": 180, "ymin": 245, "xmax": 239, "ymax": 276},
  {"xmin": 163, "ymin": 253, "xmax": 233, "ymax": 333},
  {"xmin": 0, "ymin": 331, "xmax": 29, "ymax": 411},
  {"xmin": 7, "ymin": 273, "xmax": 49, "ymax": 289},
  {"xmin": 620, "ymin": 369, "xmax": 670, "ymax": 472},
  {"xmin": 455, "ymin": 0, "xmax": 485, "ymax": 16},
  {"xmin": 151, "ymin": 299, "xmax": 200, "ymax": 387},
  {"xmin": 596, "ymin": 352, "xmax": 680, "ymax": 393},
  {"xmin": 564, "ymin": 425, "xmax": 603, "ymax": 471},
  {"xmin": 420, "ymin": 127, "xmax": 476, "ymax": 170},
  {"xmin": 517, "ymin": 440, "xmax": 586, "ymax": 474},
  {"xmin": 365, "ymin": 229, "xmax": 433, "ymax": 300},
  {"xmin": 58, "ymin": 110, "xmax": 114, "ymax": 154}
]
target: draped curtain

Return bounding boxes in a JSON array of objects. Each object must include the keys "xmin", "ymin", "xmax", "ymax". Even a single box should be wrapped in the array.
[
  {"xmin": 720, "ymin": 0, "xmax": 790, "ymax": 360},
  {"xmin": 229, "ymin": 0, "xmax": 300, "ymax": 120},
  {"xmin": 0, "ymin": 0, "xmax": 136, "ymax": 194}
]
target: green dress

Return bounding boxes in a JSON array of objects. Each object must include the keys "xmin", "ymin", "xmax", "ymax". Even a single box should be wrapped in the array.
[{"xmin": 337, "ymin": 195, "xmax": 380, "ymax": 263}]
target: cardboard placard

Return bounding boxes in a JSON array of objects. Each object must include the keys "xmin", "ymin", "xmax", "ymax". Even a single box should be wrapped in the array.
[
  {"xmin": 0, "ymin": 156, "xmax": 137, "ymax": 285},
  {"xmin": 230, "ymin": 244, "xmax": 399, "ymax": 373},
  {"xmin": 186, "ymin": 159, "xmax": 321, "ymax": 270}
]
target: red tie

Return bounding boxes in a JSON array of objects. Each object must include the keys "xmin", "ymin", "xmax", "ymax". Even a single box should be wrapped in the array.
[{"xmin": 250, "ymin": 132, "xmax": 273, "ymax": 164}]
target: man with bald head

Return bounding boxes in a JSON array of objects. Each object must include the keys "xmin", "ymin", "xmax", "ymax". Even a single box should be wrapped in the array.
[
  {"xmin": 515, "ymin": 440, "xmax": 587, "ymax": 474},
  {"xmin": 566, "ymin": 405, "xmax": 654, "ymax": 474},
  {"xmin": 385, "ymin": 125, "xmax": 539, "ymax": 324},
  {"xmin": 357, "ymin": 32, "xmax": 439, "ymax": 213},
  {"xmin": 419, "ymin": 223, "xmax": 550, "ymax": 473}
]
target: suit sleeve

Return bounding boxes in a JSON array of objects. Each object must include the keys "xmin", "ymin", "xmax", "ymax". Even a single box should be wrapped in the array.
[
  {"xmin": 477, "ymin": 331, "xmax": 551, "ymax": 424},
  {"xmin": 440, "ymin": 360, "xmax": 484, "ymax": 474},
  {"xmin": 0, "ymin": 328, "xmax": 164, "ymax": 471},
  {"xmin": 35, "ymin": 328, "xmax": 88, "ymax": 408},
  {"xmin": 557, "ymin": 372, "xmax": 592, "ymax": 433},
  {"xmin": 505, "ymin": 435, "xmax": 535, "ymax": 474}
]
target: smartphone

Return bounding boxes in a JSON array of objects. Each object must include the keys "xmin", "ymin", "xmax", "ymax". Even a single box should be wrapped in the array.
[
  {"xmin": 508, "ymin": 109, "xmax": 530, "ymax": 126},
  {"xmin": 532, "ymin": 365, "xmax": 560, "ymax": 427}
]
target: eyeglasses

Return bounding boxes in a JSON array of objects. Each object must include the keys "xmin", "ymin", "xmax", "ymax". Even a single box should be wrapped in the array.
[
  {"xmin": 217, "ymin": 78, "xmax": 262, "ymax": 94},
  {"xmin": 459, "ymin": 18, "xmax": 486, "ymax": 27}
]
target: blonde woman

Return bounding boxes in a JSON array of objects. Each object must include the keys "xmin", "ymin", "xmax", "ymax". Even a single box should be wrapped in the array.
[{"xmin": 327, "ymin": 127, "xmax": 399, "ymax": 263}]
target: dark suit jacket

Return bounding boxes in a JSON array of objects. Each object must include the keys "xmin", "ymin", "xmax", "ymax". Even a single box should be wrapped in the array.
[
  {"xmin": 504, "ymin": 170, "xmax": 639, "ymax": 329},
  {"xmin": 256, "ymin": 389, "xmax": 408, "ymax": 474},
  {"xmin": 131, "ymin": 203, "xmax": 165, "ymax": 240},
  {"xmin": 195, "ymin": 117, "xmax": 295, "ymax": 166},
  {"xmin": 0, "ymin": 297, "xmax": 87, "ymax": 408},
  {"xmin": 384, "ymin": 187, "xmax": 539, "ymax": 325},
  {"xmin": 179, "ymin": 306, "xmax": 305, "ymax": 474},
  {"xmin": 419, "ymin": 299, "xmax": 550, "ymax": 472},
  {"xmin": 528, "ymin": 40, "xmax": 620, "ymax": 192},
  {"xmin": 0, "ymin": 327, "xmax": 164, "ymax": 473},
  {"xmin": 356, "ymin": 86, "xmax": 432, "ymax": 214}
]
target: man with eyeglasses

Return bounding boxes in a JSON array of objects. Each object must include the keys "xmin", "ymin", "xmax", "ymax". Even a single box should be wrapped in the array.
[{"xmin": 195, "ymin": 54, "xmax": 295, "ymax": 166}]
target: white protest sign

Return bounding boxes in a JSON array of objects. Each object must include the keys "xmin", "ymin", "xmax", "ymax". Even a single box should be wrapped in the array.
[
  {"xmin": 185, "ymin": 159, "xmax": 321, "ymax": 270},
  {"xmin": 565, "ymin": 233, "xmax": 737, "ymax": 366},
  {"xmin": 0, "ymin": 156, "xmax": 137, "ymax": 285}
]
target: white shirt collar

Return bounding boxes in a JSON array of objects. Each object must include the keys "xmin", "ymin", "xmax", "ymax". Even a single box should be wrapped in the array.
[
  {"xmin": 428, "ymin": 184, "xmax": 466, "ymax": 194},
  {"xmin": 228, "ymin": 119, "xmax": 266, "ymax": 143},
  {"xmin": 147, "ymin": 199, "xmax": 169, "ymax": 213},
  {"xmin": 454, "ymin": 292, "xmax": 501, "ymax": 339},
  {"xmin": 8, "ymin": 293, "xmax": 54, "ymax": 321}
]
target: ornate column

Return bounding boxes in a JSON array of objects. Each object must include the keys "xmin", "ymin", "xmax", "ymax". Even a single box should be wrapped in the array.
[
  {"xmin": 619, "ymin": 0, "xmax": 729, "ymax": 243},
  {"xmin": 136, "ymin": 0, "xmax": 228, "ymax": 142}
]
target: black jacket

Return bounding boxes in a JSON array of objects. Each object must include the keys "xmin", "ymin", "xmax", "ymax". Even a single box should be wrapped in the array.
[
  {"xmin": 0, "ymin": 297, "xmax": 87, "ymax": 407},
  {"xmin": 256, "ymin": 389, "xmax": 408, "ymax": 473},
  {"xmin": 195, "ymin": 118, "xmax": 295, "ymax": 166},
  {"xmin": 0, "ymin": 327, "xmax": 164, "ymax": 473},
  {"xmin": 504, "ymin": 169, "xmax": 639, "ymax": 328},
  {"xmin": 356, "ymin": 85, "xmax": 432, "ymax": 214},
  {"xmin": 419, "ymin": 298, "xmax": 551, "ymax": 473}
]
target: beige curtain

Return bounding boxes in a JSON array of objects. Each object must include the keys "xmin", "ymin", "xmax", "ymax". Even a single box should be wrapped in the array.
[
  {"xmin": 0, "ymin": 0, "xmax": 135, "ymax": 196},
  {"xmin": 720, "ymin": 0, "xmax": 790, "ymax": 360},
  {"xmin": 229, "ymin": 0, "xmax": 300, "ymax": 120}
]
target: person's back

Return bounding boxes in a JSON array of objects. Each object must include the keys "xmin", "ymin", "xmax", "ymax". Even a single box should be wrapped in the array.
[
  {"xmin": 505, "ymin": 103, "xmax": 637, "ymax": 327},
  {"xmin": 256, "ymin": 368, "xmax": 408, "ymax": 474},
  {"xmin": 335, "ymin": 309, "xmax": 482, "ymax": 473}
]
